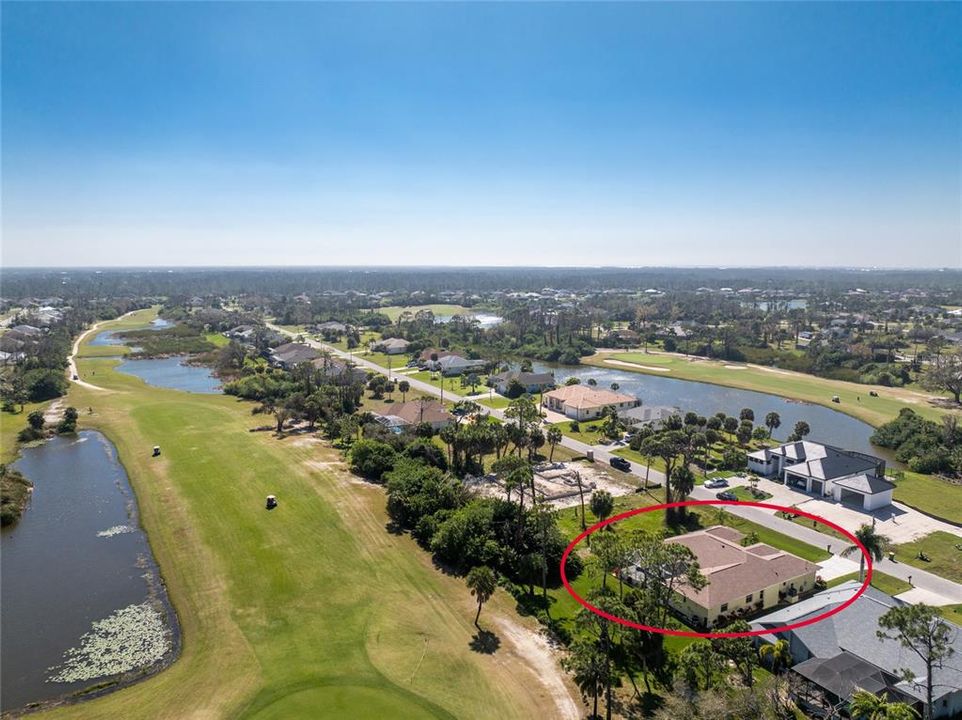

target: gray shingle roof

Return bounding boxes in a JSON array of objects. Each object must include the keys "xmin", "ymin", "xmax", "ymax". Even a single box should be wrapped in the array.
[
  {"xmin": 833, "ymin": 473, "xmax": 896, "ymax": 494},
  {"xmin": 752, "ymin": 581, "xmax": 962, "ymax": 705}
]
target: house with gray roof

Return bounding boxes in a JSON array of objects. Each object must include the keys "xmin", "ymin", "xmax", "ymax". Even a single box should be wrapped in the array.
[
  {"xmin": 488, "ymin": 370, "xmax": 555, "ymax": 395},
  {"xmin": 373, "ymin": 337, "xmax": 410, "ymax": 355},
  {"xmin": 622, "ymin": 405, "xmax": 680, "ymax": 429},
  {"xmin": 751, "ymin": 580, "xmax": 962, "ymax": 718},
  {"xmin": 270, "ymin": 342, "xmax": 321, "ymax": 369},
  {"xmin": 748, "ymin": 441, "xmax": 895, "ymax": 511}
]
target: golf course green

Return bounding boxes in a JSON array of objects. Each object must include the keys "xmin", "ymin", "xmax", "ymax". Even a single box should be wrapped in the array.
[{"xmin": 30, "ymin": 310, "xmax": 574, "ymax": 720}]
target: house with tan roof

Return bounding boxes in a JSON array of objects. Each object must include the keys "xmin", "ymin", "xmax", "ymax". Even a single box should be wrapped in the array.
[
  {"xmin": 627, "ymin": 526, "xmax": 818, "ymax": 628},
  {"xmin": 389, "ymin": 399, "xmax": 454, "ymax": 430},
  {"xmin": 541, "ymin": 384, "xmax": 640, "ymax": 421}
]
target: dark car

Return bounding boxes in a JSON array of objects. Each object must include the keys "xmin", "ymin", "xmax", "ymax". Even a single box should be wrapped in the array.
[
  {"xmin": 716, "ymin": 491, "xmax": 738, "ymax": 501},
  {"xmin": 609, "ymin": 457, "xmax": 631, "ymax": 472}
]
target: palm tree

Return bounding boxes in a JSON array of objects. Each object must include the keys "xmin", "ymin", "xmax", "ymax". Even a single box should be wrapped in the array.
[
  {"xmin": 465, "ymin": 565, "xmax": 496, "ymax": 628},
  {"xmin": 841, "ymin": 522, "xmax": 891, "ymax": 582},
  {"xmin": 849, "ymin": 689, "xmax": 919, "ymax": 719},
  {"xmin": 758, "ymin": 638, "xmax": 791, "ymax": 673},
  {"xmin": 670, "ymin": 466, "xmax": 696, "ymax": 504},
  {"xmin": 562, "ymin": 639, "xmax": 606, "ymax": 720},
  {"xmin": 398, "ymin": 379, "xmax": 410, "ymax": 402},
  {"xmin": 546, "ymin": 426, "xmax": 562, "ymax": 462},
  {"xmin": 590, "ymin": 490, "xmax": 614, "ymax": 526},
  {"xmin": 764, "ymin": 411, "xmax": 781, "ymax": 439}
]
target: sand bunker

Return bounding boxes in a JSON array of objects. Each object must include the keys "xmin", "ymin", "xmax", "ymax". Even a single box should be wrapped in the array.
[{"xmin": 604, "ymin": 359, "xmax": 670, "ymax": 372}]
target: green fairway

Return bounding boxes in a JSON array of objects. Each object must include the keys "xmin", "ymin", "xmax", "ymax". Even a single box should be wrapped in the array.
[
  {"xmin": 1, "ymin": 401, "xmax": 48, "ymax": 464},
  {"xmin": 587, "ymin": 351, "xmax": 951, "ymax": 427},
  {"xmin": 35, "ymin": 314, "xmax": 574, "ymax": 720}
]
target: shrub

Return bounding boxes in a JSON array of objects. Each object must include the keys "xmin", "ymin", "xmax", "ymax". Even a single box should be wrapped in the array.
[{"xmin": 348, "ymin": 439, "xmax": 397, "ymax": 481}]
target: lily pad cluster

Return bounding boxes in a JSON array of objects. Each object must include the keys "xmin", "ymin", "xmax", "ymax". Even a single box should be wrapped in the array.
[{"xmin": 48, "ymin": 602, "xmax": 170, "ymax": 683}]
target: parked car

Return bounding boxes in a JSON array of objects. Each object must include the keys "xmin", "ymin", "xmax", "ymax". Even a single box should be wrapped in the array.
[
  {"xmin": 609, "ymin": 457, "xmax": 631, "ymax": 472},
  {"xmin": 716, "ymin": 491, "xmax": 738, "ymax": 501},
  {"xmin": 704, "ymin": 478, "xmax": 729, "ymax": 489}
]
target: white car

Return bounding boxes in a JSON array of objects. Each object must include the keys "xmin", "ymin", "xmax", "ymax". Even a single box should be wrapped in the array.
[{"xmin": 704, "ymin": 478, "xmax": 729, "ymax": 489}]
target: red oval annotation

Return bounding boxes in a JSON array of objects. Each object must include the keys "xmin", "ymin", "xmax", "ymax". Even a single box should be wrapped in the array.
[{"xmin": 559, "ymin": 499, "xmax": 871, "ymax": 639}]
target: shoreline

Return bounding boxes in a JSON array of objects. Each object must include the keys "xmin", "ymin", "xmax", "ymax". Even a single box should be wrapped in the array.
[
  {"xmin": 580, "ymin": 349, "xmax": 952, "ymax": 430},
  {"xmin": 1, "ymin": 429, "xmax": 182, "ymax": 718}
]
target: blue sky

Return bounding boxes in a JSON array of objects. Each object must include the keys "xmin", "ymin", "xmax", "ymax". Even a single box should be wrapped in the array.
[{"xmin": 2, "ymin": 2, "xmax": 960, "ymax": 268}]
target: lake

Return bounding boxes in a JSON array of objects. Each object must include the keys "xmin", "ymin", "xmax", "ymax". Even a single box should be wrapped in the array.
[
  {"xmin": 1, "ymin": 431, "xmax": 178, "ymax": 712},
  {"xmin": 116, "ymin": 356, "xmax": 221, "ymax": 394},
  {"xmin": 436, "ymin": 313, "xmax": 503, "ymax": 328},
  {"xmin": 531, "ymin": 361, "xmax": 883, "ymax": 460}
]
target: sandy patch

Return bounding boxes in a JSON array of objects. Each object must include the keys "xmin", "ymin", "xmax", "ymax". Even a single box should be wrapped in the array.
[
  {"xmin": 43, "ymin": 399, "xmax": 65, "ymax": 424},
  {"xmin": 724, "ymin": 365, "xmax": 747, "ymax": 370},
  {"xmin": 753, "ymin": 365, "xmax": 796, "ymax": 376},
  {"xmin": 604, "ymin": 359, "xmax": 670, "ymax": 372},
  {"xmin": 289, "ymin": 435, "xmax": 324, "ymax": 448},
  {"xmin": 493, "ymin": 617, "xmax": 580, "ymax": 720}
]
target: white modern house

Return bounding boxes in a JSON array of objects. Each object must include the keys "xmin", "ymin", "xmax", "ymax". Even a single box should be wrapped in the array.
[{"xmin": 748, "ymin": 441, "xmax": 895, "ymax": 511}]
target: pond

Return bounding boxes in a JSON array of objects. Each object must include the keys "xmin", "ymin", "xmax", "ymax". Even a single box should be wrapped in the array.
[
  {"xmin": 435, "ymin": 313, "xmax": 503, "ymax": 328},
  {"xmin": 530, "ymin": 361, "xmax": 884, "ymax": 460},
  {"xmin": 88, "ymin": 317, "xmax": 173, "ymax": 347},
  {"xmin": 116, "ymin": 356, "xmax": 221, "ymax": 394},
  {"xmin": 1, "ymin": 431, "xmax": 179, "ymax": 712}
]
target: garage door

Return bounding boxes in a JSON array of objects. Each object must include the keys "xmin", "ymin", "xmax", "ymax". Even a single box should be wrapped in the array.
[
  {"xmin": 810, "ymin": 480, "xmax": 823, "ymax": 495},
  {"xmin": 839, "ymin": 488, "xmax": 865, "ymax": 508}
]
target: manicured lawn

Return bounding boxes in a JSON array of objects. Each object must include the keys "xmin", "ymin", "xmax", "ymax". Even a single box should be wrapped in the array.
[
  {"xmin": 789, "ymin": 514, "xmax": 849, "ymax": 541},
  {"xmin": 889, "ymin": 470, "xmax": 962, "ymax": 525},
  {"xmin": 408, "ymin": 371, "xmax": 489, "ymax": 400},
  {"xmin": 938, "ymin": 605, "xmax": 962, "ymax": 626},
  {"xmin": 730, "ymin": 486, "xmax": 773, "ymax": 502},
  {"xmin": 552, "ymin": 421, "xmax": 606, "ymax": 447},
  {"xmin": 893, "ymin": 532, "xmax": 962, "ymax": 584},
  {"xmin": 586, "ymin": 351, "xmax": 952, "ymax": 427},
  {"xmin": 611, "ymin": 446, "xmax": 668, "ymax": 476},
  {"xmin": 353, "ymin": 350, "xmax": 403, "ymax": 370},
  {"xmin": 205, "ymin": 332, "xmax": 230, "ymax": 348},
  {"xmin": 826, "ymin": 571, "xmax": 912, "ymax": 596},
  {"xmin": 477, "ymin": 395, "xmax": 511, "ymax": 410},
  {"xmin": 42, "ymin": 312, "xmax": 570, "ymax": 720}
]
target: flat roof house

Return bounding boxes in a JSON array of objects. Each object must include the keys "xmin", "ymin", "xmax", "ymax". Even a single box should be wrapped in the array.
[
  {"xmin": 748, "ymin": 441, "xmax": 895, "ymax": 511},
  {"xmin": 626, "ymin": 526, "xmax": 818, "ymax": 628},
  {"xmin": 542, "ymin": 385, "xmax": 640, "ymax": 421},
  {"xmin": 752, "ymin": 581, "xmax": 962, "ymax": 719}
]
